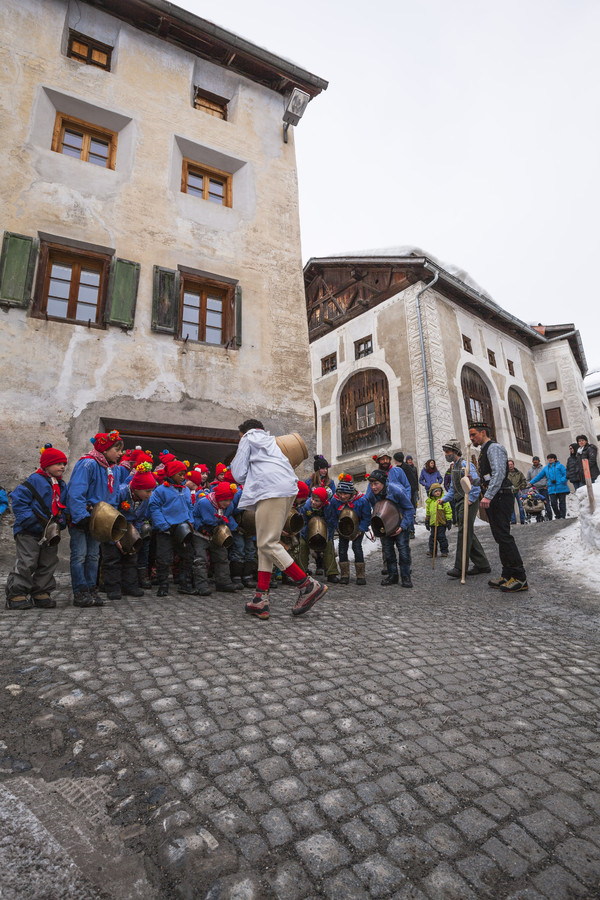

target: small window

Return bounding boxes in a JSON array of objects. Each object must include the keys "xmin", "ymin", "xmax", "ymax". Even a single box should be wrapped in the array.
[
  {"xmin": 546, "ymin": 380, "xmax": 558, "ymax": 392},
  {"xmin": 321, "ymin": 353, "xmax": 337, "ymax": 375},
  {"xmin": 462, "ymin": 335, "xmax": 473, "ymax": 353},
  {"xmin": 37, "ymin": 245, "xmax": 109, "ymax": 325},
  {"xmin": 487, "ymin": 349, "xmax": 497, "ymax": 367},
  {"xmin": 181, "ymin": 159, "xmax": 232, "ymax": 207},
  {"xmin": 68, "ymin": 31, "xmax": 112, "ymax": 70},
  {"xmin": 507, "ymin": 359, "xmax": 515, "ymax": 376},
  {"xmin": 355, "ymin": 336, "xmax": 373, "ymax": 359},
  {"xmin": 194, "ymin": 87, "xmax": 228, "ymax": 120},
  {"xmin": 545, "ymin": 406, "xmax": 564, "ymax": 431},
  {"xmin": 356, "ymin": 401, "xmax": 375, "ymax": 431},
  {"xmin": 52, "ymin": 113, "xmax": 117, "ymax": 169},
  {"xmin": 179, "ymin": 275, "xmax": 233, "ymax": 345}
]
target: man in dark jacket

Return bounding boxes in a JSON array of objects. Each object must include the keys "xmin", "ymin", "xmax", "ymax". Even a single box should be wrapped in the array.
[
  {"xmin": 576, "ymin": 435, "xmax": 599, "ymax": 483},
  {"xmin": 393, "ymin": 451, "xmax": 419, "ymax": 537}
]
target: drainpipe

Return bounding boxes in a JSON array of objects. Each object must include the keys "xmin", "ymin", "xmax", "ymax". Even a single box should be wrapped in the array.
[{"xmin": 415, "ymin": 268, "xmax": 439, "ymax": 459}]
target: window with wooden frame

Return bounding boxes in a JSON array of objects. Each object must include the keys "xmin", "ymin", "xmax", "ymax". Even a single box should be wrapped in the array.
[
  {"xmin": 321, "ymin": 353, "xmax": 337, "ymax": 375},
  {"xmin": 181, "ymin": 159, "xmax": 232, "ymax": 207},
  {"xmin": 508, "ymin": 388, "xmax": 532, "ymax": 456},
  {"xmin": 546, "ymin": 380, "xmax": 558, "ymax": 392},
  {"xmin": 507, "ymin": 359, "xmax": 515, "ymax": 376},
  {"xmin": 67, "ymin": 31, "xmax": 112, "ymax": 70},
  {"xmin": 462, "ymin": 334, "xmax": 473, "ymax": 353},
  {"xmin": 52, "ymin": 112, "xmax": 117, "ymax": 169},
  {"xmin": 194, "ymin": 87, "xmax": 228, "ymax": 120},
  {"xmin": 36, "ymin": 245, "xmax": 110, "ymax": 326},
  {"xmin": 356, "ymin": 401, "xmax": 376, "ymax": 431},
  {"xmin": 545, "ymin": 406, "xmax": 564, "ymax": 431},
  {"xmin": 461, "ymin": 365, "xmax": 496, "ymax": 438},
  {"xmin": 180, "ymin": 275, "xmax": 233, "ymax": 345},
  {"xmin": 355, "ymin": 336, "xmax": 373, "ymax": 359},
  {"xmin": 487, "ymin": 349, "xmax": 497, "ymax": 367}
]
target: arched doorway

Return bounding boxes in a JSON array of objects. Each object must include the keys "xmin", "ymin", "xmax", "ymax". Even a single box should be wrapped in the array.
[
  {"xmin": 508, "ymin": 387, "xmax": 532, "ymax": 455},
  {"xmin": 339, "ymin": 369, "xmax": 390, "ymax": 454},
  {"xmin": 461, "ymin": 365, "xmax": 496, "ymax": 438}
]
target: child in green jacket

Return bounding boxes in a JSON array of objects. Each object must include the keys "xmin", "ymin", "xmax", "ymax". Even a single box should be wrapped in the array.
[{"xmin": 425, "ymin": 484, "xmax": 452, "ymax": 557}]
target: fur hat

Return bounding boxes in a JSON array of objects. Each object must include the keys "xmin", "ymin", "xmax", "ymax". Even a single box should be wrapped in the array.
[
  {"xmin": 130, "ymin": 463, "xmax": 157, "ymax": 491},
  {"xmin": 91, "ymin": 430, "xmax": 122, "ymax": 452},
  {"xmin": 40, "ymin": 443, "xmax": 67, "ymax": 468},
  {"xmin": 442, "ymin": 439, "xmax": 461, "ymax": 455},
  {"xmin": 213, "ymin": 482, "xmax": 237, "ymax": 503},
  {"xmin": 313, "ymin": 454, "xmax": 330, "ymax": 471}
]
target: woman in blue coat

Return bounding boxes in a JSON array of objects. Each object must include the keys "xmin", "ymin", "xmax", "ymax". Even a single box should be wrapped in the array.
[{"xmin": 529, "ymin": 453, "xmax": 569, "ymax": 519}]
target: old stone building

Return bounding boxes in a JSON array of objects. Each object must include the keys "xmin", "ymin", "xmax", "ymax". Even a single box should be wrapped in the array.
[
  {"xmin": 305, "ymin": 249, "xmax": 593, "ymax": 481},
  {"xmin": 0, "ymin": 0, "xmax": 327, "ymax": 485}
]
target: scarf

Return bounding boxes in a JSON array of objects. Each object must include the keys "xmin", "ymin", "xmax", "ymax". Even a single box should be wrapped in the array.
[
  {"xmin": 35, "ymin": 469, "xmax": 65, "ymax": 516},
  {"xmin": 208, "ymin": 492, "xmax": 228, "ymax": 523},
  {"xmin": 81, "ymin": 448, "xmax": 115, "ymax": 493}
]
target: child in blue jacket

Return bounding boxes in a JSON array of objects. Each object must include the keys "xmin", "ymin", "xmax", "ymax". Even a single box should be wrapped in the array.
[
  {"xmin": 367, "ymin": 469, "xmax": 415, "ymax": 588},
  {"xmin": 192, "ymin": 481, "xmax": 238, "ymax": 595},
  {"xmin": 6, "ymin": 444, "xmax": 68, "ymax": 610},
  {"xmin": 148, "ymin": 460, "xmax": 194, "ymax": 597},
  {"xmin": 329, "ymin": 474, "xmax": 371, "ymax": 585},
  {"xmin": 299, "ymin": 487, "xmax": 339, "ymax": 583}
]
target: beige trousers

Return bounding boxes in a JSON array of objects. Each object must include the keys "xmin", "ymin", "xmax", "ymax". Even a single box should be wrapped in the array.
[{"xmin": 255, "ymin": 496, "xmax": 296, "ymax": 573}]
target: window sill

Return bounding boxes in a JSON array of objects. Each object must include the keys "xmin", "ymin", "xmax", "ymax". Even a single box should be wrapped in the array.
[
  {"xmin": 176, "ymin": 337, "xmax": 237, "ymax": 351},
  {"xmin": 30, "ymin": 311, "xmax": 105, "ymax": 330}
]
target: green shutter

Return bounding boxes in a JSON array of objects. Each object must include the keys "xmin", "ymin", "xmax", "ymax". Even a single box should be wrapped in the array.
[
  {"xmin": 235, "ymin": 283, "xmax": 242, "ymax": 348},
  {"xmin": 105, "ymin": 257, "xmax": 140, "ymax": 328},
  {"xmin": 0, "ymin": 232, "xmax": 39, "ymax": 308},
  {"xmin": 152, "ymin": 266, "xmax": 179, "ymax": 334}
]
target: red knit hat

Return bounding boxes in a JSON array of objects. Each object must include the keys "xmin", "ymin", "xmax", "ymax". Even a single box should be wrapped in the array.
[
  {"xmin": 312, "ymin": 487, "xmax": 328, "ymax": 504},
  {"xmin": 165, "ymin": 460, "xmax": 187, "ymax": 478},
  {"xmin": 130, "ymin": 463, "xmax": 157, "ymax": 491},
  {"xmin": 223, "ymin": 469, "xmax": 236, "ymax": 484},
  {"xmin": 129, "ymin": 448, "xmax": 153, "ymax": 467},
  {"xmin": 159, "ymin": 449, "xmax": 176, "ymax": 465},
  {"xmin": 92, "ymin": 430, "xmax": 122, "ymax": 452},
  {"xmin": 213, "ymin": 482, "xmax": 237, "ymax": 503},
  {"xmin": 40, "ymin": 443, "xmax": 67, "ymax": 468},
  {"xmin": 186, "ymin": 469, "xmax": 205, "ymax": 487},
  {"xmin": 215, "ymin": 462, "xmax": 228, "ymax": 476},
  {"xmin": 296, "ymin": 481, "xmax": 310, "ymax": 500},
  {"xmin": 194, "ymin": 464, "xmax": 209, "ymax": 474}
]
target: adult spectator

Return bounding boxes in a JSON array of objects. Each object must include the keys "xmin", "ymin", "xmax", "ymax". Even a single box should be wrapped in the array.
[
  {"xmin": 566, "ymin": 443, "xmax": 582, "ymax": 491},
  {"xmin": 530, "ymin": 453, "xmax": 569, "ymax": 520},
  {"xmin": 507, "ymin": 459, "xmax": 527, "ymax": 525},
  {"xmin": 419, "ymin": 459, "xmax": 443, "ymax": 494},
  {"xmin": 576, "ymin": 434, "xmax": 599, "ymax": 483},
  {"xmin": 393, "ymin": 451, "xmax": 418, "ymax": 536},
  {"xmin": 526, "ymin": 456, "xmax": 552, "ymax": 521},
  {"xmin": 469, "ymin": 422, "xmax": 528, "ymax": 593},
  {"xmin": 441, "ymin": 439, "xmax": 490, "ymax": 578}
]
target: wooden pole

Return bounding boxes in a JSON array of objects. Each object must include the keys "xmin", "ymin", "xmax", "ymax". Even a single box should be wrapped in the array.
[
  {"xmin": 583, "ymin": 459, "xmax": 596, "ymax": 514},
  {"xmin": 432, "ymin": 508, "xmax": 438, "ymax": 569},
  {"xmin": 460, "ymin": 442, "xmax": 472, "ymax": 585}
]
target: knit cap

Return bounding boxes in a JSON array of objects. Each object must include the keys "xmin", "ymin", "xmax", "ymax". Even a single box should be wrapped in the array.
[
  {"xmin": 311, "ymin": 487, "xmax": 328, "ymax": 504},
  {"xmin": 313, "ymin": 455, "xmax": 329, "ymax": 471},
  {"xmin": 336, "ymin": 473, "xmax": 355, "ymax": 493},
  {"xmin": 186, "ymin": 470, "xmax": 205, "ymax": 487},
  {"xmin": 130, "ymin": 462, "xmax": 157, "ymax": 491},
  {"xmin": 40, "ymin": 443, "xmax": 67, "ymax": 468},
  {"xmin": 296, "ymin": 481, "xmax": 310, "ymax": 501},
  {"xmin": 165, "ymin": 460, "xmax": 187, "ymax": 478},
  {"xmin": 92, "ymin": 430, "xmax": 121, "ymax": 452},
  {"xmin": 368, "ymin": 469, "xmax": 388, "ymax": 485},
  {"xmin": 213, "ymin": 482, "xmax": 237, "ymax": 503}
]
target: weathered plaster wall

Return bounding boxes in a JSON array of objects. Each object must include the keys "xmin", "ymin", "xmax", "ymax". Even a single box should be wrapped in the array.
[{"xmin": 0, "ymin": 0, "xmax": 315, "ymax": 483}]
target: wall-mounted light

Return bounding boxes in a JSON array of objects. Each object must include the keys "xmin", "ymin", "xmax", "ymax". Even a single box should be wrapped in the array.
[{"xmin": 283, "ymin": 87, "xmax": 310, "ymax": 142}]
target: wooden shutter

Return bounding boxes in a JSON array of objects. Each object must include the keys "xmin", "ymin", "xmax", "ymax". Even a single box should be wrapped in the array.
[
  {"xmin": 508, "ymin": 388, "xmax": 532, "ymax": 455},
  {"xmin": 152, "ymin": 266, "xmax": 179, "ymax": 334},
  {"xmin": 0, "ymin": 232, "xmax": 39, "ymax": 308},
  {"xmin": 235, "ymin": 283, "xmax": 242, "ymax": 348},
  {"xmin": 105, "ymin": 257, "xmax": 140, "ymax": 328},
  {"xmin": 545, "ymin": 407, "xmax": 564, "ymax": 431}
]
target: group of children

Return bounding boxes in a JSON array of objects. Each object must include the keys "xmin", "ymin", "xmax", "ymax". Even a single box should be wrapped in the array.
[{"xmin": 4, "ymin": 440, "xmax": 424, "ymax": 610}]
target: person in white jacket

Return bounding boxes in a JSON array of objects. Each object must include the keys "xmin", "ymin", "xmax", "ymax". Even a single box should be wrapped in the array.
[{"xmin": 231, "ymin": 419, "xmax": 327, "ymax": 620}]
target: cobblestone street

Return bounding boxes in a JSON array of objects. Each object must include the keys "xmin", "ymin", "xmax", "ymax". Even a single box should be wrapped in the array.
[{"xmin": 1, "ymin": 519, "xmax": 600, "ymax": 899}]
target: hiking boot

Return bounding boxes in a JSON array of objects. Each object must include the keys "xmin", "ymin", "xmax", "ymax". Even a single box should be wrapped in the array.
[
  {"xmin": 500, "ymin": 577, "xmax": 529, "ymax": 593},
  {"xmin": 32, "ymin": 593, "xmax": 57, "ymax": 609},
  {"xmin": 216, "ymin": 583, "xmax": 238, "ymax": 593},
  {"xmin": 467, "ymin": 565, "xmax": 492, "ymax": 576},
  {"xmin": 245, "ymin": 592, "xmax": 270, "ymax": 619},
  {"xmin": 198, "ymin": 587, "xmax": 212, "ymax": 597},
  {"xmin": 122, "ymin": 587, "xmax": 144, "ymax": 597},
  {"xmin": 137, "ymin": 571, "xmax": 152, "ymax": 589},
  {"xmin": 231, "ymin": 578, "xmax": 245, "ymax": 591},
  {"xmin": 401, "ymin": 576, "xmax": 413, "ymax": 588},
  {"xmin": 339, "ymin": 561, "xmax": 350, "ymax": 585},
  {"xmin": 157, "ymin": 585, "xmax": 169, "ymax": 597},
  {"xmin": 292, "ymin": 577, "xmax": 327, "ymax": 617},
  {"xmin": 327, "ymin": 574, "xmax": 340, "ymax": 584},
  {"xmin": 381, "ymin": 567, "xmax": 388, "ymax": 576},
  {"xmin": 106, "ymin": 592, "xmax": 122, "ymax": 601},
  {"xmin": 88, "ymin": 586, "xmax": 104, "ymax": 606},
  {"xmin": 355, "ymin": 562, "xmax": 366, "ymax": 586},
  {"xmin": 73, "ymin": 590, "xmax": 95, "ymax": 608},
  {"xmin": 5, "ymin": 594, "xmax": 33, "ymax": 610},
  {"xmin": 178, "ymin": 585, "xmax": 199, "ymax": 595},
  {"xmin": 446, "ymin": 568, "xmax": 462, "ymax": 578},
  {"xmin": 381, "ymin": 574, "xmax": 399, "ymax": 586},
  {"xmin": 488, "ymin": 576, "xmax": 508, "ymax": 589},
  {"xmin": 426, "ymin": 551, "xmax": 433, "ymax": 558}
]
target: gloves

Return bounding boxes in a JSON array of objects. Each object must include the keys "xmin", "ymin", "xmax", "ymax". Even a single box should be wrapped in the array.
[
  {"xmin": 425, "ymin": 523, "xmax": 430, "ymax": 531},
  {"xmin": 446, "ymin": 522, "xmax": 452, "ymax": 531},
  {"xmin": 74, "ymin": 517, "xmax": 90, "ymax": 532}
]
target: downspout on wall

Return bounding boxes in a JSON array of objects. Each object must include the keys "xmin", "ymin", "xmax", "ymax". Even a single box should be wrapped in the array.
[{"xmin": 415, "ymin": 267, "xmax": 439, "ymax": 459}]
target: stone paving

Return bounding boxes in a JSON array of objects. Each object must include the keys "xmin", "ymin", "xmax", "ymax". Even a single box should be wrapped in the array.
[{"xmin": 1, "ymin": 519, "xmax": 600, "ymax": 898}]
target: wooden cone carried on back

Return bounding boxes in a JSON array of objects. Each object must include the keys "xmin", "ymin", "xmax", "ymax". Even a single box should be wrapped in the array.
[{"xmin": 275, "ymin": 433, "xmax": 308, "ymax": 469}]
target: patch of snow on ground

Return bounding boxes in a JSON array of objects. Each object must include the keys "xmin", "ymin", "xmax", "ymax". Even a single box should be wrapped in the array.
[
  {"xmin": 543, "ymin": 487, "xmax": 600, "ymax": 594},
  {"xmin": 577, "ymin": 482, "xmax": 600, "ymax": 552}
]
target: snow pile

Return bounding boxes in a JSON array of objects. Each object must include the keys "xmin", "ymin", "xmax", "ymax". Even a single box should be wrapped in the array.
[{"xmin": 578, "ymin": 482, "xmax": 600, "ymax": 552}]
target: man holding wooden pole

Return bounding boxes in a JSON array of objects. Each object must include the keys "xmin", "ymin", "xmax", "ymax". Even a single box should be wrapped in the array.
[
  {"xmin": 469, "ymin": 422, "xmax": 528, "ymax": 593},
  {"xmin": 440, "ymin": 438, "xmax": 490, "ymax": 581}
]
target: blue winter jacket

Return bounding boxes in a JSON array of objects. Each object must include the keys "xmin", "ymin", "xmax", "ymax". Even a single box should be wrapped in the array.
[
  {"xmin": 419, "ymin": 468, "xmax": 443, "ymax": 491},
  {"xmin": 148, "ymin": 482, "xmax": 193, "ymax": 532},
  {"xmin": 329, "ymin": 494, "xmax": 372, "ymax": 534},
  {"xmin": 530, "ymin": 461, "xmax": 569, "ymax": 495},
  {"xmin": 67, "ymin": 457, "xmax": 123, "ymax": 524},
  {"xmin": 0, "ymin": 487, "xmax": 9, "ymax": 517},
  {"xmin": 11, "ymin": 472, "xmax": 68, "ymax": 537},
  {"xmin": 117, "ymin": 483, "xmax": 151, "ymax": 529},
  {"xmin": 387, "ymin": 466, "xmax": 411, "ymax": 496},
  {"xmin": 193, "ymin": 494, "xmax": 238, "ymax": 533},
  {"xmin": 366, "ymin": 481, "xmax": 415, "ymax": 531},
  {"xmin": 299, "ymin": 499, "xmax": 337, "ymax": 540}
]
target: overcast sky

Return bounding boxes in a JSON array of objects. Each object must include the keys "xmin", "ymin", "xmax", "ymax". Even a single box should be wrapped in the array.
[{"xmin": 179, "ymin": 0, "xmax": 600, "ymax": 374}]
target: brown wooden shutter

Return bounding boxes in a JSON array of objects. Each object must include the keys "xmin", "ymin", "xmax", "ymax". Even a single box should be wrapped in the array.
[
  {"xmin": 234, "ymin": 284, "xmax": 242, "ymax": 348},
  {"xmin": 0, "ymin": 232, "xmax": 39, "ymax": 308},
  {"xmin": 545, "ymin": 407, "xmax": 564, "ymax": 431},
  {"xmin": 105, "ymin": 257, "xmax": 140, "ymax": 328},
  {"xmin": 152, "ymin": 266, "xmax": 180, "ymax": 334}
]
